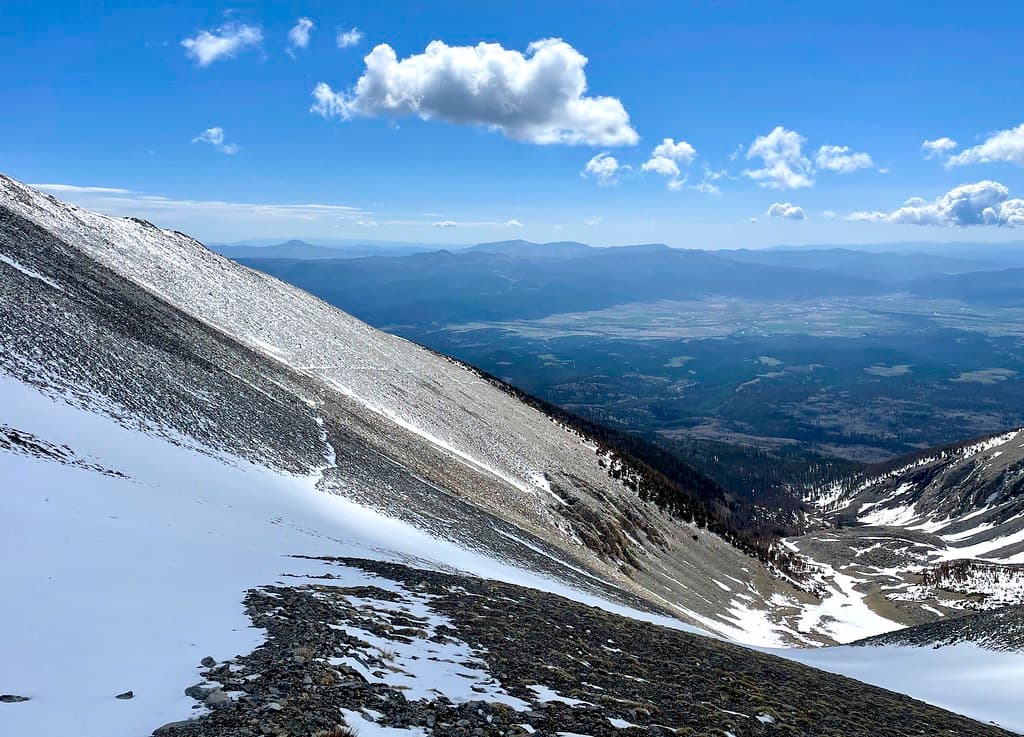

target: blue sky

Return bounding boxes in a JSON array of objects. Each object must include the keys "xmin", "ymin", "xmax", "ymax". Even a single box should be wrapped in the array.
[{"xmin": 3, "ymin": 1, "xmax": 1023, "ymax": 247}]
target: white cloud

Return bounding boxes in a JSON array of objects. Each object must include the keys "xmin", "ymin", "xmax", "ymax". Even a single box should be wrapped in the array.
[
  {"xmin": 288, "ymin": 17, "xmax": 314, "ymax": 53},
  {"xmin": 744, "ymin": 127, "xmax": 813, "ymax": 189},
  {"xmin": 29, "ymin": 184, "xmax": 131, "ymax": 194},
  {"xmin": 383, "ymin": 217, "xmax": 522, "ymax": 228},
  {"xmin": 691, "ymin": 181, "xmax": 720, "ymax": 195},
  {"xmin": 689, "ymin": 168, "xmax": 726, "ymax": 195},
  {"xmin": 192, "ymin": 127, "xmax": 240, "ymax": 155},
  {"xmin": 29, "ymin": 183, "xmax": 370, "ymax": 235},
  {"xmin": 947, "ymin": 123, "xmax": 1024, "ymax": 168},
  {"xmin": 641, "ymin": 156, "xmax": 680, "ymax": 178},
  {"xmin": 815, "ymin": 144, "xmax": 875, "ymax": 173},
  {"xmin": 641, "ymin": 137, "xmax": 696, "ymax": 189},
  {"xmin": 27, "ymin": 183, "xmax": 528, "ymax": 238},
  {"xmin": 922, "ymin": 137, "xmax": 958, "ymax": 160},
  {"xmin": 749, "ymin": 217, "xmax": 759, "ymax": 224},
  {"xmin": 822, "ymin": 210, "xmax": 837, "ymax": 219},
  {"xmin": 581, "ymin": 152, "xmax": 626, "ymax": 186},
  {"xmin": 766, "ymin": 202, "xmax": 806, "ymax": 220},
  {"xmin": 337, "ymin": 27, "xmax": 363, "ymax": 49},
  {"xmin": 847, "ymin": 180, "xmax": 1023, "ymax": 227},
  {"xmin": 312, "ymin": 38, "xmax": 638, "ymax": 146},
  {"xmin": 584, "ymin": 216, "xmax": 602, "ymax": 226},
  {"xmin": 182, "ymin": 23, "xmax": 262, "ymax": 67}
]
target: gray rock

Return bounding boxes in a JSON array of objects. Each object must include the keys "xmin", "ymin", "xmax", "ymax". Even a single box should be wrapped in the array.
[
  {"xmin": 200, "ymin": 656, "xmax": 217, "ymax": 668},
  {"xmin": 184, "ymin": 683, "xmax": 212, "ymax": 700},
  {"xmin": 204, "ymin": 689, "xmax": 231, "ymax": 708},
  {"xmin": 0, "ymin": 695, "xmax": 30, "ymax": 703}
]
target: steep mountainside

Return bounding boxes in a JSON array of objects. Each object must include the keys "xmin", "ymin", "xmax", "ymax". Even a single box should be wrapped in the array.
[
  {"xmin": 816, "ymin": 428, "xmax": 1024, "ymax": 564},
  {"xmin": 0, "ymin": 174, "xmax": 818, "ymax": 645},
  {"xmin": 3, "ymin": 176, "xmax": 1022, "ymax": 736},
  {"xmin": 776, "ymin": 429, "xmax": 1024, "ymax": 642}
]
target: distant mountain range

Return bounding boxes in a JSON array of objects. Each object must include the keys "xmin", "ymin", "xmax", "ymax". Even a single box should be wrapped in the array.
[
  {"xmin": 225, "ymin": 238, "xmax": 1024, "ymax": 326},
  {"xmin": 210, "ymin": 239, "xmax": 440, "ymax": 260}
]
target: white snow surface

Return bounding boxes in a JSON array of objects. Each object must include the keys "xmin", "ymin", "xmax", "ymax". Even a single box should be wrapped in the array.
[
  {"xmin": 325, "ymin": 585, "xmax": 530, "ymax": 710},
  {"xmin": 0, "ymin": 374, "xmax": 695, "ymax": 737},
  {"xmin": 781, "ymin": 643, "xmax": 1024, "ymax": 733}
]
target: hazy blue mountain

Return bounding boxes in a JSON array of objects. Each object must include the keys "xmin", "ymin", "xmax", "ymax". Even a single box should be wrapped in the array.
[
  {"xmin": 238, "ymin": 246, "xmax": 887, "ymax": 326},
  {"xmin": 211, "ymin": 239, "xmax": 444, "ymax": 259},
  {"xmin": 717, "ymin": 247, "xmax": 998, "ymax": 282},
  {"xmin": 466, "ymin": 239, "xmax": 673, "ymax": 261},
  {"xmin": 911, "ymin": 268, "xmax": 1024, "ymax": 306}
]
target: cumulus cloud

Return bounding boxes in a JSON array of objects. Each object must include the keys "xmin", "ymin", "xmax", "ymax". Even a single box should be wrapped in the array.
[
  {"xmin": 847, "ymin": 180, "xmax": 1024, "ymax": 227},
  {"xmin": 815, "ymin": 144, "xmax": 875, "ymax": 173},
  {"xmin": 311, "ymin": 38, "xmax": 638, "ymax": 146},
  {"xmin": 641, "ymin": 137, "xmax": 696, "ymax": 189},
  {"xmin": 336, "ymin": 27, "xmax": 363, "ymax": 49},
  {"xmin": 766, "ymin": 202, "xmax": 806, "ymax": 220},
  {"xmin": 947, "ymin": 123, "xmax": 1024, "ymax": 168},
  {"xmin": 584, "ymin": 216, "xmax": 602, "ymax": 226},
  {"xmin": 182, "ymin": 23, "xmax": 262, "ymax": 66},
  {"xmin": 505, "ymin": 218, "xmax": 523, "ymax": 228},
  {"xmin": 288, "ymin": 17, "xmax": 314, "ymax": 53},
  {"xmin": 744, "ymin": 127, "xmax": 813, "ymax": 189},
  {"xmin": 749, "ymin": 217, "xmax": 759, "ymax": 224},
  {"xmin": 192, "ymin": 127, "xmax": 240, "ymax": 154},
  {"xmin": 581, "ymin": 153, "xmax": 627, "ymax": 186},
  {"xmin": 922, "ymin": 137, "xmax": 958, "ymax": 160},
  {"xmin": 433, "ymin": 220, "xmax": 457, "ymax": 228}
]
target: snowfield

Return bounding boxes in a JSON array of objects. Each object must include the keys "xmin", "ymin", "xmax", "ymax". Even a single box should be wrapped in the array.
[
  {"xmin": 0, "ymin": 374, "xmax": 695, "ymax": 737},
  {"xmin": 783, "ymin": 643, "xmax": 1024, "ymax": 733}
]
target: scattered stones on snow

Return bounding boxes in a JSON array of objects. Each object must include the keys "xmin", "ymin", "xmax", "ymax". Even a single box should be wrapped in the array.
[{"xmin": 153, "ymin": 557, "xmax": 1014, "ymax": 737}]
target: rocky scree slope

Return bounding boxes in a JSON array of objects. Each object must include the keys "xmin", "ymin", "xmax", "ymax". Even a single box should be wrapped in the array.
[
  {"xmin": 153, "ymin": 556, "xmax": 1015, "ymax": 737},
  {"xmin": 0, "ymin": 174, "xmax": 807, "ymax": 643}
]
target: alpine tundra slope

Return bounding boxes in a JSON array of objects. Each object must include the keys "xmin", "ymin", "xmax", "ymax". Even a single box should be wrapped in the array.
[{"xmin": 1, "ymin": 175, "xmax": 1022, "ymax": 735}]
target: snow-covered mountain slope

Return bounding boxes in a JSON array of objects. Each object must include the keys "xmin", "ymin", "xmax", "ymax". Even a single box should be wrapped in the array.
[
  {"xmin": 855, "ymin": 603, "xmax": 1024, "ymax": 651},
  {"xmin": 815, "ymin": 428, "xmax": 1024, "ymax": 563},
  {"xmin": 780, "ymin": 605, "xmax": 1024, "ymax": 733},
  {"xmin": 1, "ymin": 172, "xmax": 803, "ymax": 645},
  {"xmin": 770, "ymin": 429, "xmax": 1024, "ymax": 645},
  {"xmin": 0, "ymin": 372, "xmax": 708, "ymax": 737},
  {"xmin": 784, "ymin": 638, "xmax": 1024, "ymax": 733}
]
